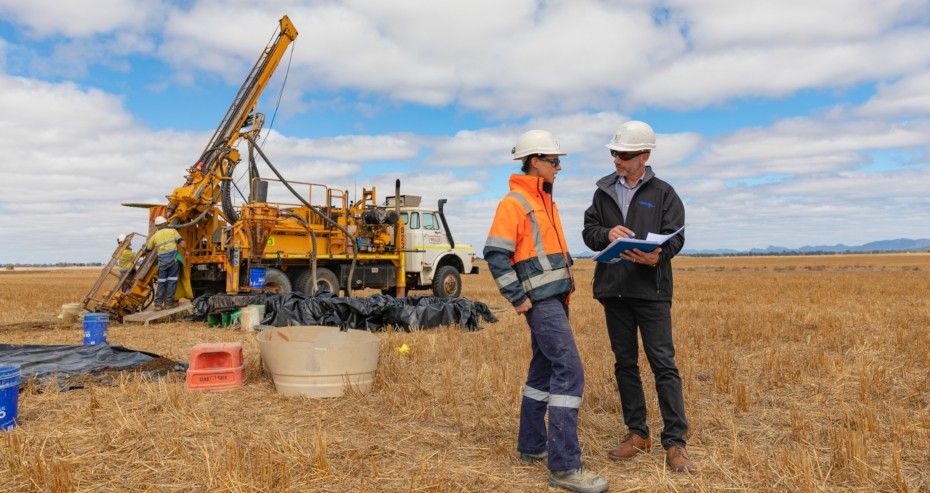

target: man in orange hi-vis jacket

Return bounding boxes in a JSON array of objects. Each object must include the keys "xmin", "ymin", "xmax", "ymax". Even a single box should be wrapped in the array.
[{"xmin": 484, "ymin": 130, "xmax": 607, "ymax": 493}]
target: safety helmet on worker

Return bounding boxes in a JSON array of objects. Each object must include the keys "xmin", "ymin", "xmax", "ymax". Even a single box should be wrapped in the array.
[
  {"xmin": 512, "ymin": 130, "xmax": 567, "ymax": 160},
  {"xmin": 606, "ymin": 121, "xmax": 656, "ymax": 152},
  {"xmin": 117, "ymin": 234, "xmax": 127, "ymax": 243},
  {"xmin": 154, "ymin": 216, "xmax": 168, "ymax": 226}
]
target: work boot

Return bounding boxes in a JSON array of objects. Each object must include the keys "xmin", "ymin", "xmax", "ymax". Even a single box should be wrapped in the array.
[
  {"xmin": 154, "ymin": 302, "xmax": 164, "ymax": 311},
  {"xmin": 549, "ymin": 468, "xmax": 609, "ymax": 493},
  {"xmin": 519, "ymin": 450, "xmax": 547, "ymax": 464},
  {"xmin": 165, "ymin": 301, "xmax": 179, "ymax": 309},
  {"xmin": 608, "ymin": 431, "xmax": 652, "ymax": 460},
  {"xmin": 665, "ymin": 445, "xmax": 693, "ymax": 473}
]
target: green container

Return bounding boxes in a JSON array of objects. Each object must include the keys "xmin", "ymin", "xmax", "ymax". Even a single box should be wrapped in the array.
[{"xmin": 207, "ymin": 310, "xmax": 241, "ymax": 328}]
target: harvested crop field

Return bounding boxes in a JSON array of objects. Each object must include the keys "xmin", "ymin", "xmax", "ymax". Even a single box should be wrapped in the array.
[{"xmin": 1, "ymin": 254, "xmax": 929, "ymax": 492}]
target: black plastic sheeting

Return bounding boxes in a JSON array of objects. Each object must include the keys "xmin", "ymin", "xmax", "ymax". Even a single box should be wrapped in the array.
[
  {"xmin": 192, "ymin": 292, "xmax": 498, "ymax": 331},
  {"xmin": 0, "ymin": 344, "xmax": 186, "ymax": 390}
]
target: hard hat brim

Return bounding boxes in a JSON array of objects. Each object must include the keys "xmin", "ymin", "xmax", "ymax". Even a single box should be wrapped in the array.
[
  {"xmin": 605, "ymin": 143, "xmax": 656, "ymax": 152},
  {"xmin": 512, "ymin": 150, "xmax": 568, "ymax": 160}
]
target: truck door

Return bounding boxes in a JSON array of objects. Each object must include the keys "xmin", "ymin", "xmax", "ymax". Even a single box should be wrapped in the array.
[
  {"xmin": 401, "ymin": 211, "xmax": 424, "ymax": 275},
  {"xmin": 420, "ymin": 212, "xmax": 448, "ymax": 283}
]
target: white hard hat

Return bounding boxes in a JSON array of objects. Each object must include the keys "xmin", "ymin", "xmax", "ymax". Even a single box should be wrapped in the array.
[
  {"xmin": 117, "ymin": 234, "xmax": 127, "ymax": 243},
  {"xmin": 606, "ymin": 121, "xmax": 656, "ymax": 152},
  {"xmin": 512, "ymin": 129, "xmax": 567, "ymax": 160},
  {"xmin": 154, "ymin": 216, "xmax": 168, "ymax": 226}
]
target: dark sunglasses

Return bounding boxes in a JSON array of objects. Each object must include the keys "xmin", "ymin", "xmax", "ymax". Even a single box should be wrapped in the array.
[
  {"xmin": 610, "ymin": 150, "xmax": 647, "ymax": 160},
  {"xmin": 536, "ymin": 155, "xmax": 561, "ymax": 167}
]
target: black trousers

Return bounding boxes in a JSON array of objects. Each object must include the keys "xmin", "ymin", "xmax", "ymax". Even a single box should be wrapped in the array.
[{"xmin": 601, "ymin": 297, "xmax": 687, "ymax": 448}]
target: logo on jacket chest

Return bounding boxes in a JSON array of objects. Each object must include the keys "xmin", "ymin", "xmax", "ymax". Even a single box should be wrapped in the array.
[{"xmin": 638, "ymin": 200, "xmax": 655, "ymax": 208}]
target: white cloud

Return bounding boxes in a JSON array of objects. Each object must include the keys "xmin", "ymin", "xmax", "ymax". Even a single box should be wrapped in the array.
[
  {"xmin": 857, "ymin": 69, "xmax": 930, "ymax": 118},
  {"xmin": 684, "ymin": 117, "xmax": 930, "ymax": 179},
  {"xmin": 0, "ymin": 0, "xmax": 165, "ymax": 38},
  {"xmin": 261, "ymin": 132, "xmax": 420, "ymax": 163},
  {"xmin": 663, "ymin": 0, "xmax": 928, "ymax": 48}
]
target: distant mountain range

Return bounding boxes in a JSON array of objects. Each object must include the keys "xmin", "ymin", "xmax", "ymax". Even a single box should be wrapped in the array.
[
  {"xmin": 572, "ymin": 238, "xmax": 930, "ymax": 258},
  {"xmin": 684, "ymin": 238, "xmax": 930, "ymax": 256}
]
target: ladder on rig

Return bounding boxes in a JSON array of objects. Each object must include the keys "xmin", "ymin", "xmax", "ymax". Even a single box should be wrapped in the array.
[{"xmin": 82, "ymin": 233, "xmax": 157, "ymax": 319}]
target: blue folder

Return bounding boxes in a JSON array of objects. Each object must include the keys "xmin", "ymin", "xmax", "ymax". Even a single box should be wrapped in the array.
[{"xmin": 592, "ymin": 226, "xmax": 684, "ymax": 264}]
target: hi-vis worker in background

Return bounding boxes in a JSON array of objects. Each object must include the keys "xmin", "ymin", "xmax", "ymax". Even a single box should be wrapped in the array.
[
  {"xmin": 484, "ymin": 130, "xmax": 608, "ymax": 493},
  {"xmin": 146, "ymin": 216, "xmax": 185, "ymax": 311},
  {"xmin": 116, "ymin": 234, "xmax": 134, "ymax": 275},
  {"xmin": 582, "ymin": 121, "xmax": 692, "ymax": 473}
]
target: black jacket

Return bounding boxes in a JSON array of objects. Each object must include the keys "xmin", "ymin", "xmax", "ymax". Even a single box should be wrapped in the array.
[{"xmin": 582, "ymin": 167, "xmax": 685, "ymax": 301}]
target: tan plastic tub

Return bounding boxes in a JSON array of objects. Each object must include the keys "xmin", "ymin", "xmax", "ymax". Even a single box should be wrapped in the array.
[
  {"xmin": 61, "ymin": 303, "xmax": 83, "ymax": 323},
  {"xmin": 257, "ymin": 326, "xmax": 380, "ymax": 398}
]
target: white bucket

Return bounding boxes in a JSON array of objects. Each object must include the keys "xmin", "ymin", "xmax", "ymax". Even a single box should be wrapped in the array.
[
  {"xmin": 240, "ymin": 305, "xmax": 265, "ymax": 332},
  {"xmin": 256, "ymin": 326, "xmax": 380, "ymax": 398}
]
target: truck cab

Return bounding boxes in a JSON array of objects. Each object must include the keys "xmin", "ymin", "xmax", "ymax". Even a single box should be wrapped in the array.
[{"xmin": 387, "ymin": 195, "xmax": 478, "ymax": 297}]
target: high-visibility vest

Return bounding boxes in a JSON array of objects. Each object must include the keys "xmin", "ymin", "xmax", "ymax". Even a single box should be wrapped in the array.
[
  {"xmin": 146, "ymin": 228, "xmax": 181, "ymax": 254},
  {"xmin": 117, "ymin": 248, "xmax": 134, "ymax": 270},
  {"xmin": 484, "ymin": 174, "xmax": 573, "ymax": 305}
]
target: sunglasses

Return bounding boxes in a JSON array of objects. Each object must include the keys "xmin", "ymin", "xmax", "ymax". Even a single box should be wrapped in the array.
[
  {"xmin": 610, "ymin": 150, "xmax": 647, "ymax": 160},
  {"xmin": 536, "ymin": 155, "xmax": 561, "ymax": 167}
]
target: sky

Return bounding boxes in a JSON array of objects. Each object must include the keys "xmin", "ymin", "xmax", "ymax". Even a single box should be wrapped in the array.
[{"xmin": 1, "ymin": 0, "xmax": 929, "ymax": 263}]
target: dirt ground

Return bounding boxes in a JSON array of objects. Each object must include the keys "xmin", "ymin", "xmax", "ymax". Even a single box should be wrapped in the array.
[{"xmin": 0, "ymin": 255, "xmax": 928, "ymax": 492}]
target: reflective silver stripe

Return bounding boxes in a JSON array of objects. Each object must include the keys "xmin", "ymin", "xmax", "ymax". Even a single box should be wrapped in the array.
[
  {"xmin": 506, "ymin": 192, "xmax": 552, "ymax": 271},
  {"xmin": 155, "ymin": 238, "xmax": 178, "ymax": 248},
  {"xmin": 486, "ymin": 235, "xmax": 516, "ymax": 252},
  {"xmin": 157, "ymin": 279, "xmax": 167, "ymax": 283},
  {"xmin": 521, "ymin": 267, "xmax": 570, "ymax": 292},
  {"xmin": 494, "ymin": 271, "xmax": 519, "ymax": 289},
  {"xmin": 549, "ymin": 394, "xmax": 582, "ymax": 408},
  {"xmin": 166, "ymin": 277, "xmax": 179, "ymax": 281},
  {"xmin": 523, "ymin": 385, "xmax": 550, "ymax": 402}
]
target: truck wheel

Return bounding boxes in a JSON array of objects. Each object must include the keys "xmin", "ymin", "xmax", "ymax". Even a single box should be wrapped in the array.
[
  {"xmin": 432, "ymin": 266, "xmax": 461, "ymax": 298},
  {"xmin": 263, "ymin": 268, "xmax": 292, "ymax": 294},
  {"xmin": 295, "ymin": 267, "xmax": 340, "ymax": 295}
]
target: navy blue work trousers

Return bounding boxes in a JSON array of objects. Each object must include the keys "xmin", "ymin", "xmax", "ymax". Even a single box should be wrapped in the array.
[
  {"xmin": 517, "ymin": 297, "xmax": 584, "ymax": 471},
  {"xmin": 601, "ymin": 296, "xmax": 688, "ymax": 448},
  {"xmin": 155, "ymin": 251, "xmax": 180, "ymax": 305}
]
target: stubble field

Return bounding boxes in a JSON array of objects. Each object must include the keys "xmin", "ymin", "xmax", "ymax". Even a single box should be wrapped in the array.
[{"xmin": 0, "ymin": 254, "xmax": 928, "ymax": 492}]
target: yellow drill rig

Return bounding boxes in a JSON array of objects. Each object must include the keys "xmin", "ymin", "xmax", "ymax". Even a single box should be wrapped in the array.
[{"xmin": 83, "ymin": 15, "xmax": 430, "ymax": 319}]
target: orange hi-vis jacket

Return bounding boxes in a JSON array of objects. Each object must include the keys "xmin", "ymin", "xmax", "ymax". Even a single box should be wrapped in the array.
[{"xmin": 484, "ymin": 174, "xmax": 574, "ymax": 306}]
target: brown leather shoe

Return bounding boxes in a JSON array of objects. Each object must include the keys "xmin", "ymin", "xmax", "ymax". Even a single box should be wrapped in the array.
[
  {"xmin": 665, "ymin": 445, "xmax": 693, "ymax": 473},
  {"xmin": 608, "ymin": 432, "xmax": 652, "ymax": 460}
]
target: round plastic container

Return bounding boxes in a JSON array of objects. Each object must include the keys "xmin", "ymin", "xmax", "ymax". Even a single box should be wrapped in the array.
[
  {"xmin": 0, "ymin": 365, "xmax": 21, "ymax": 431},
  {"xmin": 61, "ymin": 303, "xmax": 83, "ymax": 323},
  {"xmin": 257, "ymin": 326, "xmax": 380, "ymax": 398},
  {"xmin": 83, "ymin": 313, "xmax": 109, "ymax": 345}
]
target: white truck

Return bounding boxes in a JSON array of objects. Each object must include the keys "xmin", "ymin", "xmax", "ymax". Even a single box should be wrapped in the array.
[{"xmin": 386, "ymin": 195, "xmax": 479, "ymax": 297}]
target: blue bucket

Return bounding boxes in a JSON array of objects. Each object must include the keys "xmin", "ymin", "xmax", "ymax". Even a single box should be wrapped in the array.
[
  {"xmin": 83, "ymin": 313, "xmax": 109, "ymax": 345},
  {"xmin": 249, "ymin": 267, "xmax": 267, "ymax": 289},
  {"xmin": 0, "ymin": 365, "xmax": 21, "ymax": 431}
]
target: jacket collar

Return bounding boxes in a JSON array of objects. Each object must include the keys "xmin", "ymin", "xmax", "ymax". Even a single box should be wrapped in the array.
[
  {"xmin": 596, "ymin": 166, "xmax": 654, "ymax": 210},
  {"xmin": 509, "ymin": 173, "xmax": 550, "ymax": 198}
]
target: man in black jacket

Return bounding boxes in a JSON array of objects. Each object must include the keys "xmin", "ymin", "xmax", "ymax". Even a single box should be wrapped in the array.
[{"xmin": 582, "ymin": 120, "xmax": 692, "ymax": 473}]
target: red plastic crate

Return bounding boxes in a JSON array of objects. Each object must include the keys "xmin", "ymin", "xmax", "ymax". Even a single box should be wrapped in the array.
[{"xmin": 186, "ymin": 342, "xmax": 245, "ymax": 391}]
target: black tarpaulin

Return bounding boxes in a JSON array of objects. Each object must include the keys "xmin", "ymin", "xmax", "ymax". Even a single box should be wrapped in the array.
[
  {"xmin": 0, "ymin": 344, "xmax": 186, "ymax": 390},
  {"xmin": 192, "ymin": 292, "xmax": 498, "ymax": 331}
]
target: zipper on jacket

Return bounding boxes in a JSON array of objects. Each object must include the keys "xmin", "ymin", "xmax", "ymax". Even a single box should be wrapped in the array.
[{"xmin": 538, "ymin": 178, "xmax": 574, "ymax": 292}]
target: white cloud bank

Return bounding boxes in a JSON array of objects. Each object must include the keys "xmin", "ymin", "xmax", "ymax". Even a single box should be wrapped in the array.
[{"xmin": 1, "ymin": 1, "xmax": 930, "ymax": 262}]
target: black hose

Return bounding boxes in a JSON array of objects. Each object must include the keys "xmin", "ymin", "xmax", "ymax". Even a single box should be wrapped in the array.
[
  {"xmin": 171, "ymin": 201, "xmax": 214, "ymax": 229},
  {"xmin": 220, "ymin": 178, "xmax": 239, "ymax": 223},
  {"xmin": 282, "ymin": 211, "xmax": 318, "ymax": 293},
  {"xmin": 246, "ymin": 136, "xmax": 357, "ymax": 297}
]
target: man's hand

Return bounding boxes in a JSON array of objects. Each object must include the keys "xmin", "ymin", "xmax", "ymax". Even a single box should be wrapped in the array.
[
  {"xmin": 608, "ymin": 225, "xmax": 636, "ymax": 242},
  {"xmin": 514, "ymin": 298, "xmax": 533, "ymax": 314},
  {"xmin": 620, "ymin": 247, "xmax": 662, "ymax": 266}
]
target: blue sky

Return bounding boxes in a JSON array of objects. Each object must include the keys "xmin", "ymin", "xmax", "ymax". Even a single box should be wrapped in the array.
[{"xmin": 1, "ymin": 0, "xmax": 929, "ymax": 263}]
